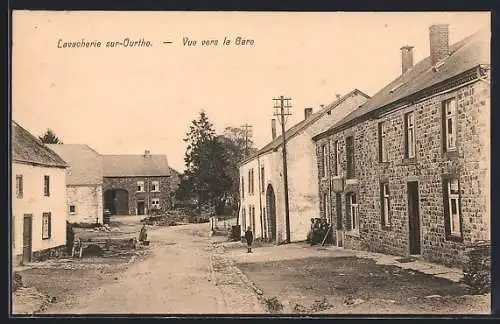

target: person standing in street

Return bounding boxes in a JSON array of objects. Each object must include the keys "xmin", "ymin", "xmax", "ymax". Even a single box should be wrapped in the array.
[{"xmin": 245, "ymin": 226, "xmax": 254, "ymax": 253}]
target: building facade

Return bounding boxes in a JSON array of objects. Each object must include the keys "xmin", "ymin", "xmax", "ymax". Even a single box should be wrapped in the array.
[
  {"xmin": 239, "ymin": 90, "xmax": 370, "ymax": 243},
  {"xmin": 313, "ymin": 25, "xmax": 490, "ymax": 267},
  {"xmin": 47, "ymin": 144, "xmax": 104, "ymax": 224},
  {"xmin": 103, "ymin": 151, "xmax": 172, "ymax": 215},
  {"xmin": 12, "ymin": 121, "xmax": 68, "ymax": 264}
]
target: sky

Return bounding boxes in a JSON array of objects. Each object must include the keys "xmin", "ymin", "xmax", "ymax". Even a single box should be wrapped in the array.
[{"xmin": 12, "ymin": 11, "xmax": 490, "ymax": 172}]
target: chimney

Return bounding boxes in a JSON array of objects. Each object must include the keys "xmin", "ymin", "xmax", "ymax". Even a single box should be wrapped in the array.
[
  {"xmin": 304, "ymin": 108, "xmax": 313, "ymax": 120},
  {"xmin": 400, "ymin": 45, "xmax": 414, "ymax": 74},
  {"xmin": 271, "ymin": 119, "xmax": 277, "ymax": 140},
  {"xmin": 144, "ymin": 150, "xmax": 151, "ymax": 157},
  {"xmin": 429, "ymin": 24, "xmax": 450, "ymax": 66}
]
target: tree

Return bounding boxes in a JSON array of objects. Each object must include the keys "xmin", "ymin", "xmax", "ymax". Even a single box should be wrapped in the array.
[{"xmin": 39, "ymin": 129, "xmax": 63, "ymax": 144}]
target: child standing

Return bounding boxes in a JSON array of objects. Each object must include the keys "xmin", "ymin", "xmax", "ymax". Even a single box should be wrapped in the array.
[{"xmin": 245, "ymin": 226, "xmax": 254, "ymax": 253}]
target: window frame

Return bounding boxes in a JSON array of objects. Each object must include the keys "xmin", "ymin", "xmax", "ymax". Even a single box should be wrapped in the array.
[
  {"xmin": 151, "ymin": 198, "xmax": 160, "ymax": 209},
  {"xmin": 378, "ymin": 122, "xmax": 388, "ymax": 163},
  {"xmin": 380, "ymin": 182, "xmax": 391, "ymax": 228},
  {"xmin": 44, "ymin": 175, "xmax": 50, "ymax": 197},
  {"xmin": 261, "ymin": 166, "xmax": 265, "ymax": 193},
  {"xmin": 442, "ymin": 175, "xmax": 463, "ymax": 241},
  {"xmin": 16, "ymin": 175, "xmax": 23, "ymax": 199},
  {"xmin": 346, "ymin": 193, "xmax": 359, "ymax": 233},
  {"xmin": 42, "ymin": 212, "xmax": 51, "ymax": 240},
  {"xmin": 151, "ymin": 180, "xmax": 160, "ymax": 192},
  {"xmin": 321, "ymin": 144, "xmax": 328, "ymax": 178},
  {"xmin": 333, "ymin": 140, "xmax": 340, "ymax": 176},
  {"xmin": 137, "ymin": 181, "xmax": 145, "ymax": 192},
  {"xmin": 442, "ymin": 98, "xmax": 458, "ymax": 153},
  {"xmin": 69, "ymin": 205, "xmax": 76, "ymax": 214},
  {"xmin": 404, "ymin": 112, "xmax": 416, "ymax": 159}
]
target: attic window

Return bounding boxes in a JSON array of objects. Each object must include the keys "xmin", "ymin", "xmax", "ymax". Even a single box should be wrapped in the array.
[{"xmin": 389, "ymin": 83, "xmax": 405, "ymax": 94}]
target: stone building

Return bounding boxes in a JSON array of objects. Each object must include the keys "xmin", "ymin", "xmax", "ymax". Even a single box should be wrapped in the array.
[
  {"xmin": 12, "ymin": 121, "xmax": 68, "ymax": 264},
  {"xmin": 312, "ymin": 25, "xmax": 490, "ymax": 267},
  {"xmin": 103, "ymin": 151, "xmax": 172, "ymax": 215},
  {"xmin": 46, "ymin": 144, "xmax": 104, "ymax": 224},
  {"xmin": 239, "ymin": 89, "xmax": 370, "ymax": 243}
]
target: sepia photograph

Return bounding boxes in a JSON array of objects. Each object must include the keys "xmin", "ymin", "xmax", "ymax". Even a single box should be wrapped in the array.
[{"xmin": 10, "ymin": 11, "xmax": 491, "ymax": 315}]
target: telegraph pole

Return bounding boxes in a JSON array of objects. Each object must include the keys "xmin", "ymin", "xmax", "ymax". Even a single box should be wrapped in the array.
[
  {"xmin": 273, "ymin": 96, "xmax": 292, "ymax": 244},
  {"xmin": 241, "ymin": 124, "xmax": 253, "ymax": 157}
]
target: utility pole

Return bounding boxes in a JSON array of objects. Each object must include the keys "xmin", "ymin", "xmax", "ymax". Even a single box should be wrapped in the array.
[
  {"xmin": 241, "ymin": 124, "xmax": 253, "ymax": 157},
  {"xmin": 273, "ymin": 96, "xmax": 292, "ymax": 244}
]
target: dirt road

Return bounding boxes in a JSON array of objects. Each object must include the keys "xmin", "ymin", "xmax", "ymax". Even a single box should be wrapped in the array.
[{"xmin": 43, "ymin": 222, "xmax": 263, "ymax": 314}]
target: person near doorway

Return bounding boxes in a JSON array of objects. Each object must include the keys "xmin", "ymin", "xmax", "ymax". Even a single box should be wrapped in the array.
[
  {"xmin": 311, "ymin": 218, "xmax": 320, "ymax": 246},
  {"xmin": 245, "ymin": 226, "xmax": 254, "ymax": 253},
  {"xmin": 307, "ymin": 218, "xmax": 315, "ymax": 243},
  {"xmin": 139, "ymin": 224, "xmax": 148, "ymax": 243}
]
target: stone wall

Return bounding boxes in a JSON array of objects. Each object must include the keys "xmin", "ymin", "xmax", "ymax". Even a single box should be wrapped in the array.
[
  {"xmin": 31, "ymin": 244, "xmax": 67, "ymax": 262},
  {"xmin": 316, "ymin": 79, "xmax": 490, "ymax": 267},
  {"xmin": 103, "ymin": 176, "xmax": 172, "ymax": 215}
]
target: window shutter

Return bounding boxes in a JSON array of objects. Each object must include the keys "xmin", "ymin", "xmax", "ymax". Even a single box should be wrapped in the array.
[
  {"xmin": 48, "ymin": 213, "xmax": 52, "ymax": 239},
  {"xmin": 441, "ymin": 103, "xmax": 447, "ymax": 153},
  {"xmin": 404, "ymin": 116, "xmax": 409, "ymax": 158},
  {"xmin": 442, "ymin": 177, "xmax": 451, "ymax": 238},
  {"xmin": 336, "ymin": 194, "xmax": 343, "ymax": 230},
  {"xmin": 380, "ymin": 183, "xmax": 385, "ymax": 226},
  {"xmin": 378, "ymin": 124, "xmax": 383, "ymax": 162},
  {"xmin": 457, "ymin": 179, "xmax": 464, "ymax": 238},
  {"xmin": 346, "ymin": 196, "xmax": 352, "ymax": 230}
]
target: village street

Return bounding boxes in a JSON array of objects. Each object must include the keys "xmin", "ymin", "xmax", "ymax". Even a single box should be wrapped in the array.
[{"xmin": 36, "ymin": 219, "xmax": 264, "ymax": 315}]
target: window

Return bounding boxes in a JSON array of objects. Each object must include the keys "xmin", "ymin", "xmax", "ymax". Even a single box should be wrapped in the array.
[
  {"xmin": 151, "ymin": 198, "xmax": 160, "ymax": 209},
  {"xmin": 321, "ymin": 144, "xmax": 328, "ymax": 178},
  {"xmin": 16, "ymin": 175, "xmax": 23, "ymax": 199},
  {"xmin": 137, "ymin": 181, "xmax": 145, "ymax": 192},
  {"xmin": 333, "ymin": 141, "xmax": 340, "ymax": 176},
  {"xmin": 346, "ymin": 136, "xmax": 355, "ymax": 179},
  {"xmin": 241, "ymin": 208, "xmax": 246, "ymax": 231},
  {"xmin": 346, "ymin": 193, "xmax": 359, "ymax": 231},
  {"xmin": 404, "ymin": 112, "xmax": 416, "ymax": 159},
  {"xmin": 241, "ymin": 176, "xmax": 245, "ymax": 199},
  {"xmin": 248, "ymin": 170, "xmax": 251, "ymax": 194},
  {"xmin": 69, "ymin": 205, "xmax": 76, "ymax": 214},
  {"xmin": 251, "ymin": 206, "xmax": 256, "ymax": 233},
  {"xmin": 378, "ymin": 122, "xmax": 388, "ymax": 162},
  {"xmin": 443, "ymin": 177, "xmax": 462, "ymax": 238},
  {"xmin": 380, "ymin": 182, "xmax": 391, "ymax": 227},
  {"xmin": 44, "ymin": 175, "xmax": 50, "ymax": 197},
  {"xmin": 251, "ymin": 169, "xmax": 255, "ymax": 195},
  {"xmin": 442, "ymin": 98, "xmax": 457, "ymax": 152},
  {"xmin": 42, "ymin": 212, "xmax": 51, "ymax": 239},
  {"xmin": 151, "ymin": 181, "xmax": 160, "ymax": 192},
  {"xmin": 261, "ymin": 167, "xmax": 265, "ymax": 193}
]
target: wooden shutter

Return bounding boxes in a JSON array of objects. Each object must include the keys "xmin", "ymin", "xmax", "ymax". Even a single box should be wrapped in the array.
[
  {"xmin": 404, "ymin": 115, "xmax": 409, "ymax": 158},
  {"xmin": 378, "ymin": 123, "xmax": 383, "ymax": 162},
  {"xmin": 442, "ymin": 177, "xmax": 451, "ymax": 238},
  {"xmin": 441, "ymin": 102, "xmax": 447, "ymax": 153},
  {"xmin": 346, "ymin": 194, "xmax": 352, "ymax": 230}
]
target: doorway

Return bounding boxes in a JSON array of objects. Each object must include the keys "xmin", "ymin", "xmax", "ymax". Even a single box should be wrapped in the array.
[
  {"xmin": 137, "ymin": 201, "xmax": 145, "ymax": 215},
  {"xmin": 408, "ymin": 181, "xmax": 421, "ymax": 255},
  {"xmin": 104, "ymin": 189, "xmax": 129, "ymax": 215},
  {"xmin": 266, "ymin": 184, "xmax": 277, "ymax": 242},
  {"xmin": 335, "ymin": 193, "xmax": 343, "ymax": 247},
  {"xmin": 22, "ymin": 214, "xmax": 32, "ymax": 264}
]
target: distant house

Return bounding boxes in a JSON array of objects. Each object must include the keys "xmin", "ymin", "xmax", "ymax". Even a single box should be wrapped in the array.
[
  {"xmin": 12, "ymin": 121, "xmax": 68, "ymax": 264},
  {"xmin": 103, "ymin": 151, "xmax": 172, "ymax": 215},
  {"xmin": 239, "ymin": 90, "xmax": 370, "ymax": 243},
  {"xmin": 46, "ymin": 144, "xmax": 104, "ymax": 224}
]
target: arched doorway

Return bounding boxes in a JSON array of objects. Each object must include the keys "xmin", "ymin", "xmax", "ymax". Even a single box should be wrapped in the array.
[
  {"xmin": 266, "ymin": 184, "xmax": 277, "ymax": 242},
  {"xmin": 104, "ymin": 189, "xmax": 129, "ymax": 215}
]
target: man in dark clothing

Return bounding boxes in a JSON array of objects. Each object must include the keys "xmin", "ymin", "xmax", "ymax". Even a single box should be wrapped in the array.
[
  {"xmin": 245, "ymin": 226, "xmax": 254, "ymax": 253},
  {"xmin": 66, "ymin": 221, "xmax": 74, "ymax": 255}
]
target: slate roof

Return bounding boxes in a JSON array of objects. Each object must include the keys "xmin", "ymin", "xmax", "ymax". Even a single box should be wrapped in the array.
[
  {"xmin": 240, "ymin": 89, "xmax": 370, "ymax": 165},
  {"xmin": 46, "ymin": 144, "xmax": 103, "ymax": 185},
  {"xmin": 313, "ymin": 27, "xmax": 490, "ymax": 140},
  {"xmin": 12, "ymin": 121, "xmax": 67, "ymax": 168},
  {"xmin": 103, "ymin": 154, "xmax": 171, "ymax": 177}
]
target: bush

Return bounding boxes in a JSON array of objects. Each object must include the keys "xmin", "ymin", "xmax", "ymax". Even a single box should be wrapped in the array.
[{"xmin": 461, "ymin": 241, "xmax": 491, "ymax": 295}]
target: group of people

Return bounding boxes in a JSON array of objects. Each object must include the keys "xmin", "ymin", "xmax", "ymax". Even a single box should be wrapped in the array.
[{"xmin": 307, "ymin": 218, "xmax": 331, "ymax": 246}]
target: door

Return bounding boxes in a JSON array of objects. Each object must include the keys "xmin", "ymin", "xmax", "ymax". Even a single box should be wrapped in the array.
[
  {"xmin": 22, "ymin": 215, "xmax": 32, "ymax": 264},
  {"xmin": 408, "ymin": 181, "xmax": 421, "ymax": 255},
  {"xmin": 335, "ymin": 193, "xmax": 343, "ymax": 247},
  {"xmin": 137, "ymin": 201, "xmax": 145, "ymax": 215}
]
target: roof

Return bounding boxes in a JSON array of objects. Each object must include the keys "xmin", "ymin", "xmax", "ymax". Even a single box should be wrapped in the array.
[
  {"xmin": 103, "ymin": 154, "xmax": 171, "ymax": 177},
  {"xmin": 240, "ymin": 89, "xmax": 370, "ymax": 165},
  {"xmin": 12, "ymin": 121, "xmax": 67, "ymax": 168},
  {"xmin": 314, "ymin": 27, "xmax": 490, "ymax": 140},
  {"xmin": 46, "ymin": 144, "xmax": 103, "ymax": 185}
]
